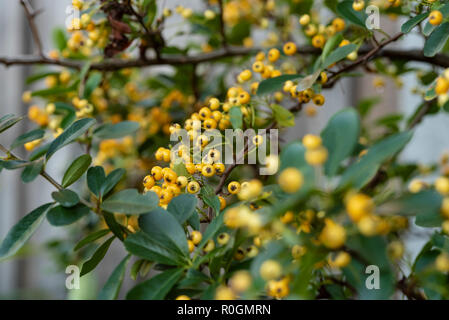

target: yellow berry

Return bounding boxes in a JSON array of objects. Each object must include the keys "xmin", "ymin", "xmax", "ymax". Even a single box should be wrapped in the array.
[
  {"xmin": 305, "ymin": 146, "xmax": 328, "ymax": 166},
  {"xmin": 319, "ymin": 219, "xmax": 346, "ymax": 249},
  {"xmin": 302, "ymin": 134, "xmax": 322, "ymax": 149},
  {"xmin": 283, "ymin": 42, "xmax": 297, "ymax": 56},
  {"xmin": 278, "ymin": 168, "xmax": 304, "ymax": 194},
  {"xmin": 228, "ymin": 181, "xmax": 241, "ymax": 194},
  {"xmin": 187, "ymin": 181, "xmax": 200, "ymax": 194},
  {"xmin": 260, "ymin": 260, "xmax": 282, "ymax": 280},
  {"xmin": 346, "ymin": 193, "xmax": 374, "ymax": 222},
  {"xmin": 429, "ymin": 10, "xmax": 443, "ymax": 26},
  {"xmin": 268, "ymin": 48, "xmax": 280, "ymax": 62},
  {"xmin": 190, "ymin": 230, "xmax": 202, "ymax": 245}
]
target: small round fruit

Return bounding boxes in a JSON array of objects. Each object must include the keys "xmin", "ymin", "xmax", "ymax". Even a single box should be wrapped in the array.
[
  {"xmin": 278, "ymin": 168, "xmax": 304, "ymax": 194},
  {"xmin": 203, "ymin": 239, "xmax": 215, "ymax": 252},
  {"xmin": 176, "ymin": 176, "xmax": 188, "ymax": 188},
  {"xmin": 202, "ymin": 164, "xmax": 215, "ymax": 177},
  {"xmin": 260, "ymin": 260, "xmax": 282, "ymax": 280},
  {"xmin": 217, "ymin": 232, "xmax": 230, "ymax": 245},
  {"xmin": 228, "ymin": 181, "xmax": 241, "ymax": 194},
  {"xmin": 143, "ymin": 175, "xmax": 155, "ymax": 189},
  {"xmin": 305, "ymin": 147, "xmax": 328, "ymax": 166},
  {"xmin": 187, "ymin": 181, "xmax": 200, "ymax": 194},
  {"xmin": 346, "ymin": 193, "xmax": 374, "ymax": 222},
  {"xmin": 283, "ymin": 42, "xmax": 297, "ymax": 56},
  {"xmin": 302, "ymin": 134, "xmax": 322, "ymax": 149},
  {"xmin": 429, "ymin": 10, "xmax": 443, "ymax": 26},
  {"xmin": 187, "ymin": 240, "xmax": 195, "ymax": 253},
  {"xmin": 268, "ymin": 48, "xmax": 280, "ymax": 62},
  {"xmin": 190, "ymin": 231, "xmax": 202, "ymax": 245}
]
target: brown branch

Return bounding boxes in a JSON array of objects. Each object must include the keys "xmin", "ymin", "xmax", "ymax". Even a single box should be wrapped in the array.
[{"xmin": 21, "ymin": 0, "xmax": 45, "ymax": 58}]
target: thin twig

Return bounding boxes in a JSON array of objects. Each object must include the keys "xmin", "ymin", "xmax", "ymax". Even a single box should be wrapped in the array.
[{"xmin": 20, "ymin": 0, "xmax": 45, "ymax": 58}]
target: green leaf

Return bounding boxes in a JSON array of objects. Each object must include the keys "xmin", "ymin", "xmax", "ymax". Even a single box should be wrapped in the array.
[
  {"xmin": 80, "ymin": 236, "xmax": 115, "ymax": 277},
  {"xmin": 47, "ymin": 204, "xmax": 90, "ymax": 226},
  {"xmin": 87, "ymin": 166, "xmax": 106, "ymax": 197},
  {"xmin": 126, "ymin": 268, "xmax": 183, "ymax": 300},
  {"xmin": 0, "ymin": 203, "xmax": 53, "ymax": 261},
  {"xmin": 52, "ymin": 28, "xmax": 67, "ymax": 51},
  {"xmin": 74, "ymin": 229, "xmax": 110, "ymax": 251},
  {"xmin": 0, "ymin": 114, "xmax": 23, "ymax": 134},
  {"xmin": 29, "ymin": 143, "xmax": 50, "ymax": 161},
  {"xmin": 51, "ymin": 189, "xmax": 80, "ymax": 207},
  {"xmin": 322, "ymin": 44, "xmax": 357, "ymax": 69},
  {"xmin": 1, "ymin": 160, "xmax": 29, "ymax": 170},
  {"xmin": 200, "ymin": 184, "xmax": 221, "ymax": 215},
  {"xmin": 62, "ymin": 154, "xmax": 92, "ymax": 188},
  {"xmin": 143, "ymin": 0, "xmax": 157, "ymax": 26},
  {"xmin": 256, "ymin": 74, "xmax": 302, "ymax": 96},
  {"xmin": 46, "ymin": 118, "xmax": 96, "ymax": 159},
  {"xmin": 101, "ymin": 189, "xmax": 159, "ymax": 214},
  {"xmin": 10, "ymin": 129, "xmax": 45, "ymax": 150},
  {"xmin": 321, "ymin": 108, "xmax": 360, "ymax": 177},
  {"xmin": 26, "ymin": 71, "xmax": 60, "ymax": 85},
  {"xmin": 339, "ymin": 131, "xmax": 413, "ymax": 190},
  {"xmin": 271, "ymin": 104, "xmax": 295, "ymax": 127},
  {"xmin": 101, "ymin": 168, "xmax": 126, "ymax": 197},
  {"xmin": 124, "ymin": 232, "xmax": 180, "ymax": 266},
  {"xmin": 98, "ymin": 255, "xmax": 131, "ymax": 300},
  {"xmin": 103, "ymin": 212, "xmax": 126, "ymax": 241},
  {"xmin": 139, "ymin": 208, "xmax": 189, "ymax": 257},
  {"xmin": 93, "ymin": 121, "xmax": 140, "ymax": 139},
  {"xmin": 167, "ymin": 194, "xmax": 198, "ymax": 224},
  {"xmin": 197, "ymin": 213, "xmax": 224, "ymax": 251},
  {"xmin": 336, "ymin": 0, "xmax": 367, "ymax": 28},
  {"xmin": 229, "ymin": 107, "xmax": 243, "ymax": 129},
  {"xmin": 321, "ymin": 34, "xmax": 344, "ymax": 63},
  {"xmin": 83, "ymin": 72, "xmax": 102, "ymax": 99},
  {"xmin": 424, "ymin": 22, "xmax": 449, "ymax": 57},
  {"xmin": 401, "ymin": 12, "xmax": 429, "ymax": 33},
  {"xmin": 188, "ymin": 210, "xmax": 200, "ymax": 230},
  {"xmin": 20, "ymin": 160, "xmax": 44, "ymax": 183},
  {"xmin": 279, "ymin": 141, "xmax": 307, "ymax": 171}
]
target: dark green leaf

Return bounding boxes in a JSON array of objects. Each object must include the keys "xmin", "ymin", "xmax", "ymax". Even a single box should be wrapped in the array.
[
  {"xmin": 336, "ymin": 0, "xmax": 367, "ymax": 28},
  {"xmin": 93, "ymin": 121, "xmax": 140, "ymax": 139},
  {"xmin": 46, "ymin": 118, "xmax": 96, "ymax": 159},
  {"xmin": 0, "ymin": 115, "xmax": 23, "ymax": 134},
  {"xmin": 256, "ymin": 74, "xmax": 302, "ymax": 96},
  {"xmin": 0, "ymin": 203, "xmax": 53, "ymax": 261},
  {"xmin": 401, "ymin": 13, "xmax": 429, "ymax": 33},
  {"xmin": 101, "ymin": 189, "xmax": 159, "ymax": 214},
  {"xmin": 200, "ymin": 184, "xmax": 220, "ymax": 215},
  {"xmin": 424, "ymin": 22, "xmax": 449, "ymax": 57},
  {"xmin": 62, "ymin": 154, "xmax": 92, "ymax": 188},
  {"xmin": 103, "ymin": 212, "xmax": 125, "ymax": 241},
  {"xmin": 51, "ymin": 189, "xmax": 80, "ymax": 207},
  {"xmin": 98, "ymin": 255, "xmax": 131, "ymax": 300},
  {"xmin": 87, "ymin": 166, "xmax": 106, "ymax": 197},
  {"xmin": 101, "ymin": 168, "xmax": 126, "ymax": 197},
  {"xmin": 20, "ymin": 160, "xmax": 44, "ymax": 183},
  {"xmin": 126, "ymin": 268, "xmax": 183, "ymax": 300},
  {"xmin": 80, "ymin": 236, "xmax": 115, "ymax": 277},
  {"xmin": 167, "ymin": 194, "xmax": 198, "ymax": 224},
  {"xmin": 83, "ymin": 72, "xmax": 102, "ymax": 99},
  {"xmin": 47, "ymin": 204, "xmax": 90, "ymax": 226},
  {"xmin": 52, "ymin": 28, "xmax": 67, "ymax": 51},
  {"xmin": 74, "ymin": 229, "xmax": 110, "ymax": 251},
  {"xmin": 322, "ymin": 44, "xmax": 357, "ymax": 69},
  {"xmin": 10, "ymin": 129, "xmax": 45, "ymax": 150}
]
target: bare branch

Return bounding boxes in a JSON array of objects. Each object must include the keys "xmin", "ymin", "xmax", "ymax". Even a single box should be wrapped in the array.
[{"xmin": 21, "ymin": 0, "xmax": 45, "ymax": 58}]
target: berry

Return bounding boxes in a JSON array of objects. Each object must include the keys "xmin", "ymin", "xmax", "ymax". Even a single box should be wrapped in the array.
[
  {"xmin": 151, "ymin": 166, "xmax": 163, "ymax": 180},
  {"xmin": 143, "ymin": 175, "xmax": 155, "ymax": 189},
  {"xmin": 302, "ymin": 134, "xmax": 322, "ymax": 149},
  {"xmin": 429, "ymin": 10, "xmax": 443, "ymax": 26},
  {"xmin": 278, "ymin": 168, "xmax": 304, "ymax": 193},
  {"xmin": 319, "ymin": 218, "xmax": 346, "ymax": 249},
  {"xmin": 228, "ymin": 181, "xmax": 241, "ymax": 194},
  {"xmin": 217, "ymin": 232, "xmax": 230, "ymax": 245},
  {"xmin": 187, "ymin": 181, "xmax": 200, "ymax": 194},
  {"xmin": 202, "ymin": 164, "xmax": 215, "ymax": 177},
  {"xmin": 260, "ymin": 259, "xmax": 282, "ymax": 280},
  {"xmin": 190, "ymin": 230, "xmax": 202, "ymax": 245},
  {"xmin": 187, "ymin": 240, "xmax": 195, "ymax": 253},
  {"xmin": 176, "ymin": 176, "xmax": 188, "ymax": 188},
  {"xmin": 283, "ymin": 42, "xmax": 297, "ymax": 56},
  {"xmin": 268, "ymin": 48, "xmax": 280, "ymax": 62},
  {"xmin": 345, "ymin": 193, "xmax": 374, "ymax": 222},
  {"xmin": 305, "ymin": 146, "xmax": 328, "ymax": 166}
]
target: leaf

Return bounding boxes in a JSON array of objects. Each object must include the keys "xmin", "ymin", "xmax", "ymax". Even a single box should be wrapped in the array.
[
  {"xmin": 124, "ymin": 232, "xmax": 181, "ymax": 266},
  {"xmin": 80, "ymin": 236, "xmax": 115, "ymax": 277},
  {"xmin": 200, "ymin": 184, "xmax": 221, "ymax": 215},
  {"xmin": 52, "ymin": 28, "xmax": 67, "ymax": 51},
  {"xmin": 83, "ymin": 72, "xmax": 102, "ymax": 99},
  {"xmin": 62, "ymin": 154, "xmax": 92, "ymax": 188},
  {"xmin": 143, "ymin": 0, "xmax": 157, "ymax": 26},
  {"xmin": 0, "ymin": 114, "xmax": 23, "ymax": 134},
  {"xmin": 339, "ymin": 131, "xmax": 413, "ymax": 190},
  {"xmin": 93, "ymin": 121, "xmax": 140, "ymax": 139},
  {"xmin": 20, "ymin": 160, "xmax": 44, "ymax": 183},
  {"xmin": 321, "ymin": 108, "xmax": 360, "ymax": 177},
  {"xmin": 0, "ymin": 203, "xmax": 52, "ymax": 261},
  {"xmin": 29, "ymin": 143, "xmax": 50, "ymax": 161},
  {"xmin": 256, "ymin": 74, "xmax": 303, "ymax": 96},
  {"xmin": 401, "ymin": 13, "xmax": 429, "ymax": 33},
  {"xmin": 31, "ymin": 80, "xmax": 79, "ymax": 97},
  {"xmin": 101, "ymin": 189, "xmax": 159, "ymax": 214},
  {"xmin": 126, "ymin": 268, "xmax": 183, "ymax": 300},
  {"xmin": 10, "ymin": 129, "xmax": 45, "ymax": 150},
  {"xmin": 51, "ymin": 189, "xmax": 80, "ymax": 207},
  {"xmin": 101, "ymin": 168, "xmax": 126, "ymax": 197},
  {"xmin": 188, "ymin": 210, "xmax": 200, "ymax": 230},
  {"xmin": 271, "ymin": 104, "xmax": 295, "ymax": 127},
  {"xmin": 46, "ymin": 118, "xmax": 96, "ymax": 159},
  {"xmin": 336, "ymin": 0, "xmax": 367, "ymax": 28},
  {"xmin": 47, "ymin": 204, "xmax": 90, "ymax": 226},
  {"xmin": 139, "ymin": 208, "xmax": 189, "ymax": 258},
  {"xmin": 279, "ymin": 141, "xmax": 308, "ymax": 171},
  {"xmin": 98, "ymin": 255, "xmax": 131, "ymax": 300},
  {"xmin": 87, "ymin": 166, "xmax": 106, "ymax": 197},
  {"xmin": 167, "ymin": 194, "xmax": 198, "ymax": 224},
  {"xmin": 321, "ymin": 34, "xmax": 344, "ymax": 63},
  {"xmin": 1, "ymin": 160, "xmax": 29, "ymax": 170},
  {"xmin": 197, "ymin": 213, "xmax": 224, "ymax": 251},
  {"xmin": 322, "ymin": 44, "xmax": 357, "ymax": 69},
  {"xmin": 424, "ymin": 22, "xmax": 449, "ymax": 57},
  {"xmin": 74, "ymin": 229, "xmax": 110, "ymax": 251},
  {"xmin": 229, "ymin": 107, "xmax": 243, "ymax": 129},
  {"xmin": 103, "ymin": 212, "xmax": 126, "ymax": 241}
]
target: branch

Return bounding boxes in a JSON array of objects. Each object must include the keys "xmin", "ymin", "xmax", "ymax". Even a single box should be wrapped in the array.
[
  {"xmin": 0, "ymin": 143, "xmax": 93, "ymax": 208},
  {"xmin": 21, "ymin": 0, "xmax": 45, "ymax": 58}
]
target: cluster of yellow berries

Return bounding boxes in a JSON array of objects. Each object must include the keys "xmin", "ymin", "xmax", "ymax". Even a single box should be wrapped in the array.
[
  {"xmin": 298, "ymin": 13, "xmax": 345, "ymax": 49},
  {"xmin": 259, "ymin": 260, "xmax": 290, "ymax": 299},
  {"xmin": 302, "ymin": 134, "xmax": 329, "ymax": 166},
  {"xmin": 95, "ymin": 137, "xmax": 134, "ymax": 166}
]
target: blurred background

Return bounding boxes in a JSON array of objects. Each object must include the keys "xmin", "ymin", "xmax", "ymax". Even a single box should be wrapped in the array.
[{"xmin": 1, "ymin": 0, "xmax": 448, "ymax": 299}]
